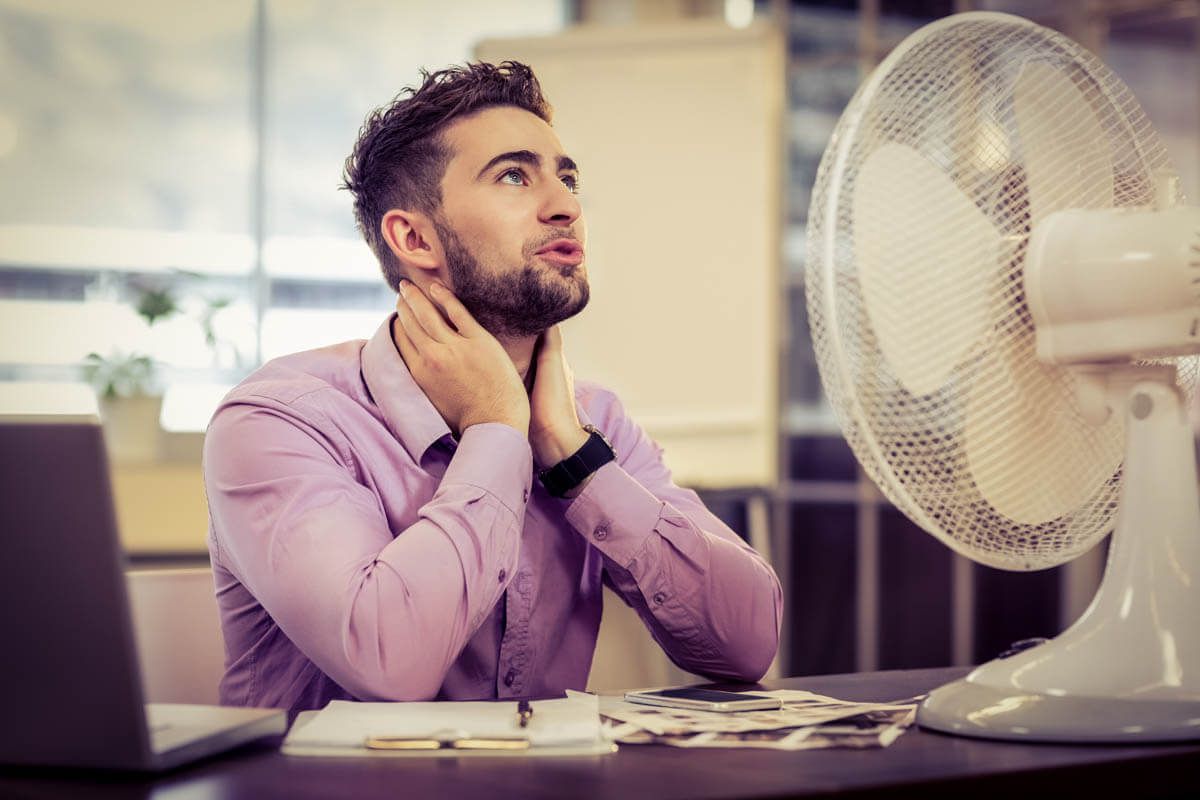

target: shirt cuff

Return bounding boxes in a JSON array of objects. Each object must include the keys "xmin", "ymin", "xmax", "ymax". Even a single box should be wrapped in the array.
[
  {"xmin": 444, "ymin": 422, "xmax": 533, "ymax": 517},
  {"xmin": 564, "ymin": 462, "xmax": 664, "ymax": 566}
]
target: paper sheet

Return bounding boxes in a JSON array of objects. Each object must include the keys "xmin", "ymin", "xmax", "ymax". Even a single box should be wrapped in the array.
[{"xmin": 599, "ymin": 689, "xmax": 921, "ymax": 750}]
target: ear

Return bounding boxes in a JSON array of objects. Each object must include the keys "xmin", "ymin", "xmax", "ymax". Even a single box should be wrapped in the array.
[{"xmin": 381, "ymin": 209, "xmax": 441, "ymax": 276}]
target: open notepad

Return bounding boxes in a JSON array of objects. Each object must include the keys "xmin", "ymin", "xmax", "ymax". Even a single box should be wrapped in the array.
[{"xmin": 282, "ymin": 690, "xmax": 616, "ymax": 758}]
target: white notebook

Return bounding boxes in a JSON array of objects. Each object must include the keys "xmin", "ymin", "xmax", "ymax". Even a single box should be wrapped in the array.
[{"xmin": 282, "ymin": 690, "xmax": 615, "ymax": 758}]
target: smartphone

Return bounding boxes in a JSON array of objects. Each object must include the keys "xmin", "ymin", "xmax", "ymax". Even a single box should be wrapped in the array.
[{"xmin": 624, "ymin": 687, "xmax": 783, "ymax": 712}]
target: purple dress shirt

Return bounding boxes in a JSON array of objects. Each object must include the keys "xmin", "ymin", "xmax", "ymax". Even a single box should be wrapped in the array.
[{"xmin": 203, "ymin": 316, "xmax": 783, "ymax": 712}]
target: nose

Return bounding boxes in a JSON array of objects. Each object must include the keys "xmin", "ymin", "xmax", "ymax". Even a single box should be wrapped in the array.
[{"xmin": 538, "ymin": 179, "xmax": 582, "ymax": 228}]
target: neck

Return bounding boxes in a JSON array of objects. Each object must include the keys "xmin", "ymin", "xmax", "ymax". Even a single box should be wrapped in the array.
[{"xmin": 497, "ymin": 333, "xmax": 540, "ymax": 392}]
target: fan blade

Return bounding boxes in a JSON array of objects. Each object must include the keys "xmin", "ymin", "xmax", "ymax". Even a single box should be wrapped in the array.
[
  {"xmin": 1013, "ymin": 60, "xmax": 1114, "ymax": 227},
  {"xmin": 964, "ymin": 332, "xmax": 1124, "ymax": 526},
  {"xmin": 854, "ymin": 142, "xmax": 1000, "ymax": 396}
]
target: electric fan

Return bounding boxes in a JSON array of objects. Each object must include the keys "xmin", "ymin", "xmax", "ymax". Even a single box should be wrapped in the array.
[{"xmin": 806, "ymin": 11, "xmax": 1200, "ymax": 742}]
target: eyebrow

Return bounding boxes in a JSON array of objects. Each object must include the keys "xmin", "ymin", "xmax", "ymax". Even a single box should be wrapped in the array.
[{"xmin": 475, "ymin": 150, "xmax": 579, "ymax": 180}]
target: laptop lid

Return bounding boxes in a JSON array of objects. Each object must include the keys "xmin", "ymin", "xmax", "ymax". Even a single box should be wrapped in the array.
[{"xmin": 0, "ymin": 385, "xmax": 153, "ymax": 769}]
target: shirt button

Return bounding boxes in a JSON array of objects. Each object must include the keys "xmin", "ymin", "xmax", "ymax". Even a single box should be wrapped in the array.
[
  {"xmin": 498, "ymin": 569, "xmax": 507, "ymax": 583},
  {"xmin": 593, "ymin": 524, "xmax": 609, "ymax": 542},
  {"xmin": 653, "ymin": 591, "xmax": 667, "ymax": 605},
  {"xmin": 504, "ymin": 669, "xmax": 516, "ymax": 687},
  {"xmin": 523, "ymin": 487, "xmax": 530, "ymax": 502}
]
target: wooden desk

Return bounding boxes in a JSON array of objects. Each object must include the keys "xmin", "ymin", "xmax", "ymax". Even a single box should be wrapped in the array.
[{"xmin": 2, "ymin": 668, "xmax": 1197, "ymax": 799}]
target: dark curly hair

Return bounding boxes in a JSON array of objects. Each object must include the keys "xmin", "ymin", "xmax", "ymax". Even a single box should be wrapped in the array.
[{"xmin": 341, "ymin": 61, "xmax": 553, "ymax": 291}]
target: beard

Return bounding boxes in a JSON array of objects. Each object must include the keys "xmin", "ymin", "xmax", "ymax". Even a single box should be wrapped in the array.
[{"xmin": 433, "ymin": 216, "xmax": 590, "ymax": 339}]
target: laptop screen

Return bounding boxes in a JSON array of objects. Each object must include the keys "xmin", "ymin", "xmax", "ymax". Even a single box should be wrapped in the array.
[{"xmin": 0, "ymin": 414, "xmax": 152, "ymax": 768}]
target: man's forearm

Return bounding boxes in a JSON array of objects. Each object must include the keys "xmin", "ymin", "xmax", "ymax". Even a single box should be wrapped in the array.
[
  {"xmin": 207, "ymin": 404, "xmax": 533, "ymax": 702},
  {"xmin": 564, "ymin": 462, "xmax": 783, "ymax": 681}
]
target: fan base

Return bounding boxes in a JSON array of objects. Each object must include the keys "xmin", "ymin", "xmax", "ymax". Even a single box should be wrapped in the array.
[{"xmin": 917, "ymin": 678, "xmax": 1200, "ymax": 743}]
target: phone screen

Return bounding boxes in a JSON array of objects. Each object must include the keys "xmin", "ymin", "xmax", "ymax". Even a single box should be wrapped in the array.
[{"xmin": 645, "ymin": 688, "xmax": 774, "ymax": 702}]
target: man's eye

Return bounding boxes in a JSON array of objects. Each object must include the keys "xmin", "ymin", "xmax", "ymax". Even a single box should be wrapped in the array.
[
  {"xmin": 560, "ymin": 174, "xmax": 580, "ymax": 193},
  {"xmin": 500, "ymin": 169, "xmax": 525, "ymax": 185}
]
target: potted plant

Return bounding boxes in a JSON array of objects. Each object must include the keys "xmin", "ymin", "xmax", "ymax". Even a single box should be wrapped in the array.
[
  {"xmin": 81, "ymin": 281, "xmax": 179, "ymax": 462},
  {"xmin": 81, "ymin": 272, "xmax": 241, "ymax": 461}
]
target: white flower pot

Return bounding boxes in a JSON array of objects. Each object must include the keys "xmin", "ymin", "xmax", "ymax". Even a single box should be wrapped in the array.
[{"xmin": 99, "ymin": 394, "xmax": 164, "ymax": 464}]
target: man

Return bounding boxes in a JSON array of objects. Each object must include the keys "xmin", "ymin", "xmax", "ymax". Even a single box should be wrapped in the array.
[{"xmin": 204, "ymin": 61, "xmax": 782, "ymax": 712}]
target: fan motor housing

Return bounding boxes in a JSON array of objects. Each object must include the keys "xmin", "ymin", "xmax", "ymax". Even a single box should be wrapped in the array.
[{"xmin": 1026, "ymin": 206, "xmax": 1200, "ymax": 364}]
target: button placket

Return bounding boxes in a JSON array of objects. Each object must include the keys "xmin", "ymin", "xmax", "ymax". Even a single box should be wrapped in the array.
[{"xmin": 496, "ymin": 571, "xmax": 533, "ymax": 696}]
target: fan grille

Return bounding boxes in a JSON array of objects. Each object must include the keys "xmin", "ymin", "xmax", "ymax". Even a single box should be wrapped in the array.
[{"xmin": 806, "ymin": 13, "xmax": 1197, "ymax": 570}]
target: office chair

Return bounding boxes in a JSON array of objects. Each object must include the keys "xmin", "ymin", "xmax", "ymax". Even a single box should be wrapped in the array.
[{"xmin": 125, "ymin": 567, "xmax": 225, "ymax": 705}]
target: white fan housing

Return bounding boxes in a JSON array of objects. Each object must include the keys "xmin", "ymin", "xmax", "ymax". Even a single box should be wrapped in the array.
[{"xmin": 806, "ymin": 11, "xmax": 1200, "ymax": 742}]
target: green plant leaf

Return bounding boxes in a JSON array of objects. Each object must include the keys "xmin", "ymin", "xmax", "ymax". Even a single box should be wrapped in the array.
[
  {"xmin": 136, "ymin": 287, "xmax": 179, "ymax": 326},
  {"xmin": 79, "ymin": 350, "xmax": 159, "ymax": 399}
]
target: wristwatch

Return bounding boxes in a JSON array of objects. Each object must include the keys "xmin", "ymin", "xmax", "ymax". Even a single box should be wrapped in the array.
[{"xmin": 537, "ymin": 424, "xmax": 617, "ymax": 498}]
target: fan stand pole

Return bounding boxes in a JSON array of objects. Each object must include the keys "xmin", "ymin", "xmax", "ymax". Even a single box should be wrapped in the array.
[{"xmin": 918, "ymin": 368, "xmax": 1200, "ymax": 742}]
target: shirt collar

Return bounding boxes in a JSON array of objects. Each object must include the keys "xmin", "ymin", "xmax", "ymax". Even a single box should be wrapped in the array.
[{"xmin": 361, "ymin": 313, "xmax": 453, "ymax": 465}]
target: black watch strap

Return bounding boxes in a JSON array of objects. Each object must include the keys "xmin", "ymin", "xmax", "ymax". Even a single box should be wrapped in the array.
[{"xmin": 537, "ymin": 424, "xmax": 616, "ymax": 498}]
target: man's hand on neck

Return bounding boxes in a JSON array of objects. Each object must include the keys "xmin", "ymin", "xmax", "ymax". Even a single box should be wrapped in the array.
[
  {"xmin": 391, "ymin": 280, "xmax": 530, "ymax": 438},
  {"xmin": 392, "ymin": 281, "xmax": 589, "ymax": 474},
  {"xmin": 526, "ymin": 325, "xmax": 589, "ymax": 469}
]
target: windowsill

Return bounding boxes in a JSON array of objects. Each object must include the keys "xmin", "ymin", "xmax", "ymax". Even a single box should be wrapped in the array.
[
  {"xmin": 109, "ymin": 447, "xmax": 208, "ymax": 555},
  {"xmin": 105, "ymin": 430, "xmax": 206, "ymax": 467},
  {"xmin": 158, "ymin": 430, "xmax": 206, "ymax": 463}
]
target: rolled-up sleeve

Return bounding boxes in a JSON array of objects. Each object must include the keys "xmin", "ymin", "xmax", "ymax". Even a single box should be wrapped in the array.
[
  {"xmin": 204, "ymin": 391, "xmax": 531, "ymax": 701},
  {"xmin": 565, "ymin": 390, "xmax": 783, "ymax": 682}
]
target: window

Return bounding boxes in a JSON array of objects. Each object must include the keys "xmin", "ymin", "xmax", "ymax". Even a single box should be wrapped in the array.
[{"xmin": 0, "ymin": 0, "xmax": 564, "ymax": 430}]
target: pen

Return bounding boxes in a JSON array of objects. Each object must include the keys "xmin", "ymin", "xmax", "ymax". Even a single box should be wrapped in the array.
[
  {"xmin": 517, "ymin": 699, "xmax": 533, "ymax": 728},
  {"xmin": 365, "ymin": 735, "xmax": 529, "ymax": 751}
]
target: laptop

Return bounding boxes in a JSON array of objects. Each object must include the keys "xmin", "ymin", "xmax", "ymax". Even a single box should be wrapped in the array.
[{"xmin": 0, "ymin": 384, "xmax": 286, "ymax": 771}]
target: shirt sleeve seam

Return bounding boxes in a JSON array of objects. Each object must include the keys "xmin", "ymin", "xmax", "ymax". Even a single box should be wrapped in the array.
[{"xmin": 246, "ymin": 386, "xmax": 362, "ymax": 476}]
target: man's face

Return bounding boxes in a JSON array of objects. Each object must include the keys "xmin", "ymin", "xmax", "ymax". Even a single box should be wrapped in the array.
[{"xmin": 433, "ymin": 105, "xmax": 589, "ymax": 338}]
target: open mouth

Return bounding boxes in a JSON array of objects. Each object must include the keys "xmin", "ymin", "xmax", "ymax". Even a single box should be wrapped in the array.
[
  {"xmin": 537, "ymin": 239, "xmax": 583, "ymax": 256},
  {"xmin": 536, "ymin": 239, "xmax": 584, "ymax": 266}
]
